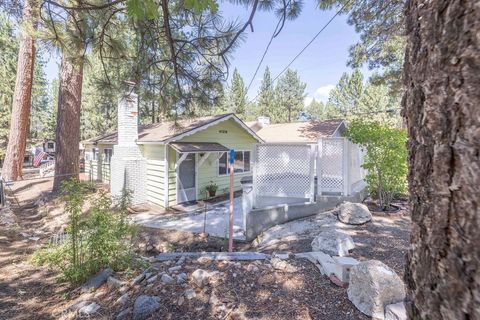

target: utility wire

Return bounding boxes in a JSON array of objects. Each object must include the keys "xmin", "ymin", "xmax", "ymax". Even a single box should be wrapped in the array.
[
  {"xmin": 245, "ymin": 0, "xmax": 292, "ymax": 95},
  {"xmin": 249, "ymin": 0, "xmax": 354, "ymax": 104}
]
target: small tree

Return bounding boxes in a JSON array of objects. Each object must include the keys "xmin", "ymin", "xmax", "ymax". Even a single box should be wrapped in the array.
[{"xmin": 345, "ymin": 120, "xmax": 407, "ymax": 209}]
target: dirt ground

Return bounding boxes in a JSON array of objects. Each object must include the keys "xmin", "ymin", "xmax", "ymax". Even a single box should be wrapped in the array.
[{"xmin": 0, "ymin": 177, "xmax": 410, "ymax": 319}]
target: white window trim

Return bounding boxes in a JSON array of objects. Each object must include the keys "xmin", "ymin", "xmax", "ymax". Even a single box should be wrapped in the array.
[{"xmin": 217, "ymin": 150, "xmax": 252, "ymax": 177}]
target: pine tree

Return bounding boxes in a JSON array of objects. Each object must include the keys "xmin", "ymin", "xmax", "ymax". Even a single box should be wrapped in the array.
[
  {"xmin": 226, "ymin": 68, "xmax": 247, "ymax": 117},
  {"xmin": 304, "ymin": 98, "xmax": 326, "ymax": 120},
  {"xmin": 257, "ymin": 66, "xmax": 274, "ymax": 117},
  {"xmin": 273, "ymin": 69, "xmax": 306, "ymax": 123},
  {"xmin": 0, "ymin": 14, "xmax": 18, "ymax": 162},
  {"xmin": 2, "ymin": 0, "xmax": 38, "ymax": 180},
  {"xmin": 327, "ymin": 69, "xmax": 364, "ymax": 116}
]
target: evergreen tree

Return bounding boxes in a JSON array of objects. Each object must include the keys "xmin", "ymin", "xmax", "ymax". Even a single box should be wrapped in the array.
[
  {"xmin": 0, "ymin": 13, "xmax": 18, "ymax": 161},
  {"xmin": 257, "ymin": 66, "xmax": 274, "ymax": 117},
  {"xmin": 273, "ymin": 69, "xmax": 306, "ymax": 123},
  {"xmin": 327, "ymin": 69, "xmax": 364, "ymax": 116},
  {"xmin": 304, "ymin": 98, "xmax": 326, "ymax": 120},
  {"xmin": 318, "ymin": 0, "xmax": 405, "ymax": 93},
  {"xmin": 29, "ymin": 53, "xmax": 51, "ymax": 140},
  {"xmin": 226, "ymin": 68, "xmax": 247, "ymax": 117}
]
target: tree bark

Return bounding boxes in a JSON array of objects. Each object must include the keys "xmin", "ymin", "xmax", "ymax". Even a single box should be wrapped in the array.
[
  {"xmin": 53, "ymin": 54, "xmax": 84, "ymax": 192},
  {"xmin": 1, "ymin": 0, "xmax": 37, "ymax": 181},
  {"xmin": 403, "ymin": 0, "xmax": 480, "ymax": 319}
]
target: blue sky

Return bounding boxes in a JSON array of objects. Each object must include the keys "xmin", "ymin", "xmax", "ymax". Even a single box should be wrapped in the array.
[{"xmin": 45, "ymin": 1, "xmax": 365, "ymax": 105}]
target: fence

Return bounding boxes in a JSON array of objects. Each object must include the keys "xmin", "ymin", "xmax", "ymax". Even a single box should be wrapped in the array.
[{"xmin": 251, "ymin": 138, "xmax": 365, "ymax": 209}]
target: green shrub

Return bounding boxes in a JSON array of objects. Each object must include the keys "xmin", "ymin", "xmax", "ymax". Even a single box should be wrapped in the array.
[
  {"xmin": 345, "ymin": 120, "xmax": 408, "ymax": 209},
  {"xmin": 32, "ymin": 179, "xmax": 139, "ymax": 285}
]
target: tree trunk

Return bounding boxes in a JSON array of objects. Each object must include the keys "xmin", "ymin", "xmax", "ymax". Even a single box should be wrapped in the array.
[
  {"xmin": 53, "ymin": 54, "xmax": 84, "ymax": 192},
  {"xmin": 403, "ymin": 1, "xmax": 480, "ymax": 319},
  {"xmin": 1, "ymin": 0, "xmax": 37, "ymax": 181}
]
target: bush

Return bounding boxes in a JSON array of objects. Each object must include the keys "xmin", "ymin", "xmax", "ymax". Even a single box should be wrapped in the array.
[
  {"xmin": 32, "ymin": 179, "xmax": 139, "ymax": 285},
  {"xmin": 345, "ymin": 120, "xmax": 407, "ymax": 209}
]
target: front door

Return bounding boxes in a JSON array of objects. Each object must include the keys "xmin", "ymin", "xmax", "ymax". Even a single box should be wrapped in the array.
[{"xmin": 177, "ymin": 153, "xmax": 196, "ymax": 203}]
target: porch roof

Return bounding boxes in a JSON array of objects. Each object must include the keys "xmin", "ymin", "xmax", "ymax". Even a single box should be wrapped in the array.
[{"xmin": 169, "ymin": 142, "xmax": 229, "ymax": 153}]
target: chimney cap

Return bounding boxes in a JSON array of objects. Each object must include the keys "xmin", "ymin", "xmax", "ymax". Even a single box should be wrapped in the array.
[{"xmin": 123, "ymin": 80, "xmax": 136, "ymax": 92}]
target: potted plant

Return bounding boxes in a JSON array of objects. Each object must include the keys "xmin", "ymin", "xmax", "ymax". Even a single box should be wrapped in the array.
[{"xmin": 205, "ymin": 181, "xmax": 218, "ymax": 198}]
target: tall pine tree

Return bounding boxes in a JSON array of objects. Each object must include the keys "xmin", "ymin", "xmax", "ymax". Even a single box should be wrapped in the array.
[
  {"xmin": 273, "ymin": 68, "xmax": 306, "ymax": 123},
  {"xmin": 226, "ymin": 68, "xmax": 247, "ymax": 117},
  {"xmin": 257, "ymin": 66, "xmax": 274, "ymax": 117}
]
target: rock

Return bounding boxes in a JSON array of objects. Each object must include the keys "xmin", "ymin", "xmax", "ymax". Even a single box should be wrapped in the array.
[
  {"xmin": 119, "ymin": 286, "xmax": 129, "ymax": 294},
  {"xmin": 385, "ymin": 302, "xmax": 407, "ymax": 320},
  {"xmin": 133, "ymin": 272, "xmax": 146, "ymax": 285},
  {"xmin": 176, "ymin": 256, "xmax": 186, "ymax": 265},
  {"xmin": 108, "ymin": 276, "xmax": 125, "ymax": 289},
  {"xmin": 161, "ymin": 274, "xmax": 174, "ymax": 284},
  {"xmin": 177, "ymin": 296, "xmax": 185, "ymax": 306},
  {"xmin": 81, "ymin": 268, "xmax": 113, "ymax": 293},
  {"xmin": 185, "ymin": 288, "xmax": 196, "ymax": 300},
  {"xmin": 116, "ymin": 308, "xmax": 132, "ymax": 320},
  {"xmin": 67, "ymin": 300, "xmax": 91, "ymax": 312},
  {"xmin": 311, "ymin": 229, "xmax": 355, "ymax": 256},
  {"xmin": 311, "ymin": 252, "xmax": 336, "ymax": 276},
  {"xmin": 347, "ymin": 260, "xmax": 406, "ymax": 319},
  {"xmin": 176, "ymin": 273, "xmax": 188, "ymax": 284},
  {"xmin": 168, "ymin": 265, "xmax": 182, "ymax": 273},
  {"xmin": 270, "ymin": 257, "xmax": 298, "ymax": 272},
  {"xmin": 191, "ymin": 269, "xmax": 212, "ymax": 288},
  {"xmin": 147, "ymin": 275, "xmax": 158, "ymax": 284},
  {"xmin": 338, "ymin": 202, "xmax": 372, "ymax": 225},
  {"xmin": 329, "ymin": 274, "xmax": 348, "ymax": 288},
  {"xmin": 332, "ymin": 256, "xmax": 360, "ymax": 283},
  {"xmin": 116, "ymin": 293, "xmax": 130, "ymax": 305},
  {"xmin": 78, "ymin": 302, "xmax": 101, "ymax": 316},
  {"xmin": 246, "ymin": 263, "xmax": 259, "ymax": 272},
  {"xmin": 133, "ymin": 295, "xmax": 161, "ymax": 320}
]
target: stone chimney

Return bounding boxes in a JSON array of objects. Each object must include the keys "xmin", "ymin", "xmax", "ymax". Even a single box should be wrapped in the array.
[
  {"xmin": 110, "ymin": 82, "xmax": 147, "ymax": 205},
  {"xmin": 257, "ymin": 116, "xmax": 270, "ymax": 128}
]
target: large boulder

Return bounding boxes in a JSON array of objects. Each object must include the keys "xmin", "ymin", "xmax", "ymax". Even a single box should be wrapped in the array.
[
  {"xmin": 347, "ymin": 260, "xmax": 405, "ymax": 319},
  {"xmin": 338, "ymin": 202, "xmax": 372, "ymax": 225},
  {"xmin": 133, "ymin": 295, "xmax": 161, "ymax": 320},
  {"xmin": 311, "ymin": 229, "xmax": 355, "ymax": 256}
]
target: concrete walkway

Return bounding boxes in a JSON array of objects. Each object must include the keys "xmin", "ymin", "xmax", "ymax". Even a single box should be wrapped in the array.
[{"xmin": 132, "ymin": 197, "xmax": 246, "ymax": 240}]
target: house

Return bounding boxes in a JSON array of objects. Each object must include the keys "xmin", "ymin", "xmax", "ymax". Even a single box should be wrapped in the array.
[
  {"xmin": 42, "ymin": 139, "xmax": 56, "ymax": 154},
  {"xmin": 84, "ymin": 90, "xmax": 263, "ymax": 207},
  {"xmin": 247, "ymin": 117, "xmax": 346, "ymax": 142}
]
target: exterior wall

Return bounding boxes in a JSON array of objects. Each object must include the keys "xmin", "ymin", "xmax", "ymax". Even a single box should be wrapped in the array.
[
  {"xmin": 170, "ymin": 118, "xmax": 258, "ymax": 204},
  {"xmin": 84, "ymin": 144, "xmax": 113, "ymax": 183},
  {"xmin": 142, "ymin": 145, "xmax": 167, "ymax": 207}
]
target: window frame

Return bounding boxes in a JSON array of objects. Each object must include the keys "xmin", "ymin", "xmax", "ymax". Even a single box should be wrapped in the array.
[
  {"xmin": 103, "ymin": 148, "xmax": 113, "ymax": 163},
  {"xmin": 92, "ymin": 148, "xmax": 98, "ymax": 161},
  {"xmin": 217, "ymin": 150, "xmax": 251, "ymax": 176}
]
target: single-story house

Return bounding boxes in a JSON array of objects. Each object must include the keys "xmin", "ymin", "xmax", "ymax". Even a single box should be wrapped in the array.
[
  {"xmin": 246, "ymin": 117, "xmax": 346, "ymax": 142},
  {"xmin": 84, "ymin": 113, "xmax": 263, "ymax": 207}
]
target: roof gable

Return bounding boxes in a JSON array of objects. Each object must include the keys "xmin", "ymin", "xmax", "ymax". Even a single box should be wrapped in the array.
[{"xmin": 84, "ymin": 113, "xmax": 263, "ymax": 145}]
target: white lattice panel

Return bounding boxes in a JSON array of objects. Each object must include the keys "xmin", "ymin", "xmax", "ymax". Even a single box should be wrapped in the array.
[
  {"xmin": 253, "ymin": 144, "xmax": 315, "ymax": 199},
  {"xmin": 318, "ymin": 138, "xmax": 345, "ymax": 193}
]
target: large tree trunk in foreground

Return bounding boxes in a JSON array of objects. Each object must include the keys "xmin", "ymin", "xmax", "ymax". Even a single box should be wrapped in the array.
[
  {"xmin": 403, "ymin": 0, "xmax": 480, "ymax": 319},
  {"xmin": 1, "ymin": 0, "xmax": 37, "ymax": 181},
  {"xmin": 53, "ymin": 55, "xmax": 84, "ymax": 192}
]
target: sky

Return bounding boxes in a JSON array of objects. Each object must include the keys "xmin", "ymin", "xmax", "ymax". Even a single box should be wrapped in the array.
[{"xmin": 45, "ymin": 1, "xmax": 366, "ymax": 106}]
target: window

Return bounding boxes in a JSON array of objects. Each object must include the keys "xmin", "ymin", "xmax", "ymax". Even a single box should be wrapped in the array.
[
  {"xmin": 92, "ymin": 148, "xmax": 98, "ymax": 160},
  {"xmin": 103, "ymin": 148, "xmax": 113, "ymax": 163},
  {"xmin": 47, "ymin": 142, "xmax": 54, "ymax": 149},
  {"xmin": 218, "ymin": 151, "xmax": 251, "ymax": 175}
]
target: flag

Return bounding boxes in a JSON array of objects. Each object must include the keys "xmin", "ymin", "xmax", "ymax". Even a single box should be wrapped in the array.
[{"xmin": 33, "ymin": 148, "xmax": 47, "ymax": 167}]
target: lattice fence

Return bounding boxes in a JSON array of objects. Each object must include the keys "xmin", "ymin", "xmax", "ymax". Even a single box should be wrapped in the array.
[
  {"xmin": 317, "ymin": 138, "xmax": 345, "ymax": 194},
  {"xmin": 253, "ymin": 143, "xmax": 315, "ymax": 203}
]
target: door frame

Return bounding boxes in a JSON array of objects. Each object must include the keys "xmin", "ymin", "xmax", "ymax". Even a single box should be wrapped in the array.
[{"xmin": 175, "ymin": 152, "xmax": 197, "ymax": 204}]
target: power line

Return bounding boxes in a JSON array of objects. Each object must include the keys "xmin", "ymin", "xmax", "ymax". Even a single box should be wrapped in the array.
[
  {"xmin": 249, "ymin": 0, "xmax": 354, "ymax": 104},
  {"xmin": 245, "ymin": 0, "xmax": 292, "ymax": 95}
]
